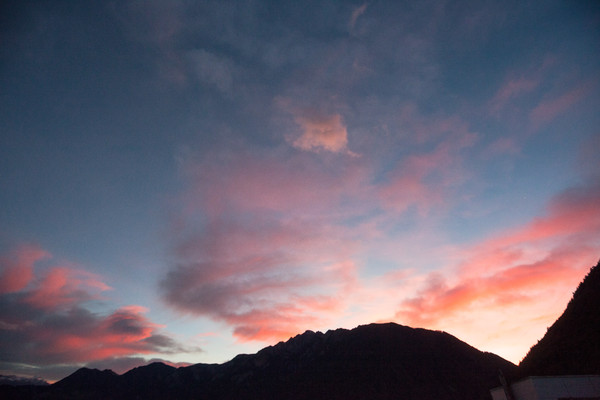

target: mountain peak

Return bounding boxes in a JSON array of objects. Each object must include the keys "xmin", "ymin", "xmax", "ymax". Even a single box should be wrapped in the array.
[
  {"xmin": 1, "ymin": 323, "xmax": 517, "ymax": 399},
  {"xmin": 53, "ymin": 367, "xmax": 118, "ymax": 389}
]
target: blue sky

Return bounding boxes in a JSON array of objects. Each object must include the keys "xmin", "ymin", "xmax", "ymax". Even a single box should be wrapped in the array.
[{"xmin": 1, "ymin": 0, "xmax": 599, "ymax": 382}]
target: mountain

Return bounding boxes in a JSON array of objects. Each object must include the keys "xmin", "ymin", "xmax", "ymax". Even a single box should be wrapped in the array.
[
  {"xmin": 519, "ymin": 259, "xmax": 600, "ymax": 377},
  {"xmin": 4, "ymin": 260, "xmax": 600, "ymax": 399},
  {"xmin": 174, "ymin": 323, "xmax": 517, "ymax": 400},
  {"xmin": 0, "ymin": 323, "xmax": 516, "ymax": 400},
  {"xmin": 53, "ymin": 367, "xmax": 119, "ymax": 390}
]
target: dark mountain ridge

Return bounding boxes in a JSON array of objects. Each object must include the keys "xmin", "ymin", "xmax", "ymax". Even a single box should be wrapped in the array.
[
  {"xmin": 518, "ymin": 258, "xmax": 600, "ymax": 377},
  {"xmin": 4, "ymin": 258, "xmax": 599, "ymax": 400},
  {"xmin": 1, "ymin": 323, "xmax": 516, "ymax": 400}
]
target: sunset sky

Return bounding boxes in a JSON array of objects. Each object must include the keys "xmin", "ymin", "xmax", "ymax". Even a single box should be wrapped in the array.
[{"xmin": 1, "ymin": 0, "xmax": 599, "ymax": 382}]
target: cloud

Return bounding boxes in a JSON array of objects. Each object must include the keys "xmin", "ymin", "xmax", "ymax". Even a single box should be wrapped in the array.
[
  {"xmin": 379, "ymin": 123, "xmax": 477, "ymax": 214},
  {"xmin": 349, "ymin": 3, "xmax": 368, "ymax": 30},
  {"xmin": 179, "ymin": 148, "xmax": 369, "ymax": 218},
  {"xmin": 291, "ymin": 112, "xmax": 352, "ymax": 154},
  {"xmin": 165, "ymin": 113, "xmax": 477, "ymax": 341},
  {"xmin": 395, "ymin": 179, "xmax": 600, "ymax": 361},
  {"xmin": 487, "ymin": 56, "xmax": 556, "ymax": 117},
  {"xmin": 398, "ymin": 249, "xmax": 590, "ymax": 326},
  {"xmin": 481, "ymin": 137, "xmax": 520, "ymax": 157},
  {"xmin": 162, "ymin": 214, "xmax": 360, "ymax": 341},
  {"xmin": 0, "ymin": 245, "xmax": 49, "ymax": 294},
  {"xmin": 489, "ymin": 76, "xmax": 539, "ymax": 116},
  {"xmin": 24, "ymin": 267, "xmax": 111, "ymax": 310},
  {"xmin": 164, "ymin": 104, "xmax": 483, "ymax": 342},
  {"xmin": 187, "ymin": 49, "xmax": 237, "ymax": 95},
  {"xmin": 0, "ymin": 247, "xmax": 192, "ymax": 380},
  {"xmin": 529, "ymin": 80, "xmax": 596, "ymax": 130},
  {"xmin": 164, "ymin": 146, "xmax": 374, "ymax": 341}
]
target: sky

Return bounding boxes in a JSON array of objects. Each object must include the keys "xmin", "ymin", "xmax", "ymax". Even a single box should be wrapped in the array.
[{"xmin": 1, "ymin": 0, "xmax": 599, "ymax": 383}]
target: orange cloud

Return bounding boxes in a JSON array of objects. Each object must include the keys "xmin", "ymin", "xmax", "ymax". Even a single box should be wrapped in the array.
[
  {"xmin": 292, "ymin": 113, "xmax": 351, "ymax": 154},
  {"xmin": 395, "ymin": 180, "xmax": 600, "ymax": 362}
]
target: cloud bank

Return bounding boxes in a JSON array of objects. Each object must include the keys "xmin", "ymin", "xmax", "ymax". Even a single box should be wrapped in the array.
[
  {"xmin": 0, "ymin": 246, "xmax": 191, "ymax": 381},
  {"xmin": 396, "ymin": 179, "xmax": 600, "ymax": 361}
]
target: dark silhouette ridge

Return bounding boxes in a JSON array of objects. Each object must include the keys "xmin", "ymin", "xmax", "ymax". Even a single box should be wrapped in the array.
[
  {"xmin": 518, "ymin": 259, "xmax": 600, "ymax": 377},
  {"xmin": 5, "ymin": 258, "xmax": 599, "ymax": 400},
  {"xmin": 0, "ymin": 323, "xmax": 516, "ymax": 400},
  {"xmin": 53, "ymin": 367, "xmax": 118, "ymax": 390}
]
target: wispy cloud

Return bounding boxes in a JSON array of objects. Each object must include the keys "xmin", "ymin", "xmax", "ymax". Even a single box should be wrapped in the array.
[
  {"xmin": 489, "ymin": 76, "xmax": 540, "ymax": 116},
  {"xmin": 396, "ymin": 179, "xmax": 600, "ymax": 361},
  {"xmin": 529, "ymin": 80, "xmax": 596, "ymax": 130},
  {"xmin": 24, "ymin": 267, "xmax": 111, "ymax": 310},
  {"xmin": 0, "ymin": 245, "xmax": 49, "ymax": 294},
  {"xmin": 488, "ymin": 57, "xmax": 556, "ymax": 117},
  {"xmin": 187, "ymin": 49, "xmax": 237, "ymax": 95},
  {"xmin": 162, "ymin": 191, "xmax": 361, "ymax": 341},
  {"xmin": 349, "ymin": 3, "xmax": 368, "ymax": 30},
  {"xmin": 165, "ymin": 147, "xmax": 370, "ymax": 341},
  {"xmin": 379, "ymin": 126, "xmax": 476, "ymax": 214},
  {"xmin": 0, "ymin": 247, "xmax": 192, "ymax": 378},
  {"xmin": 163, "ymin": 106, "xmax": 479, "ymax": 342}
]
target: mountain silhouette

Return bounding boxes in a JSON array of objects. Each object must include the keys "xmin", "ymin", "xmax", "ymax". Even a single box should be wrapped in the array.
[
  {"xmin": 4, "ymin": 258, "xmax": 599, "ymax": 400},
  {"xmin": 518, "ymin": 259, "xmax": 600, "ymax": 377},
  {"xmin": 53, "ymin": 367, "xmax": 118, "ymax": 391},
  {"xmin": 0, "ymin": 323, "xmax": 516, "ymax": 400}
]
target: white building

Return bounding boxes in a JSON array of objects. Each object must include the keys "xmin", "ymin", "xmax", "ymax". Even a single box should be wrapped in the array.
[{"xmin": 490, "ymin": 375, "xmax": 600, "ymax": 400}]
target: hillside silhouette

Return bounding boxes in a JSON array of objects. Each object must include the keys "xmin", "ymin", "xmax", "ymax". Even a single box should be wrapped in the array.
[
  {"xmin": 0, "ymin": 323, "xmax": 515, "ymax": 400},
  {"xmin": 3, "ymin": 259, "xmax": 600, "ymax": 400},
  {"xmin": 519, "ymin": 259, "xmax": 600, "ymax": 377}
]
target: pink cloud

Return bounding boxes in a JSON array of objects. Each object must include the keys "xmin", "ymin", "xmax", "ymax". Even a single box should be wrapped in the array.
[
  {"xmin": 488, "ymin": 56, "xmax": 555, "ymax": 117},
  {"xmin": 167, "ymin": 107, "xmax": 481, "ymax": 342},
  {"xmin": 399, "ymin": 249, "xmax": 588, "ymax": 327},
  {"xmin": 0, "ymin": 246, "xmax": 191, "ymax": 370},
  {"xmin": 24, "ymin": 267, "xmax": 111, "ymax": 310},
  {"xmin": 32, "ymin": 306, "xmax": 172, "ymax": 363},
  {"xmin": 379, "ymin": 127, "xmax": 476, "ymax": 214},
  {"xmin": 467, "ymin": 181, "xmax": 600, "ymax": 255},
  {"xmin": 181, "ymin": 149, "xmax": 370, "ymax": 219},
  {"xmin": 291, "ymin": 112, "xmax": 352, "ymax": 154},
  {"xmin": 0, "ymin": 245, "xmax": 49, "ymax": 294},
  {"xmin": 529, "ymin": 80, "xmax": 595, "ymax": 130},
  {"xmin": 489, "ymin": 77, "xmax": 539, "ymax": 116},
  {"xmin": 395, "ymin": 180, "xmax": 600, "ymax": 362},
  {"xmin": 162, "ymin": 214, "xmax": 360, "ymax": 342}
]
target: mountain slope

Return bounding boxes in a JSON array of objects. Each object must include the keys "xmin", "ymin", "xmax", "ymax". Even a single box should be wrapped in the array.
[
  {"xmin": 29, "ymin": 322, "xmax": 515, "ymax": 400},
  {"xmin": 519, "ymin": 259, "xmax": 600, "ymax": 376},
  {"xmin": 179, "ymin": 322, "xmax": 517, "ymax": 400}
]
